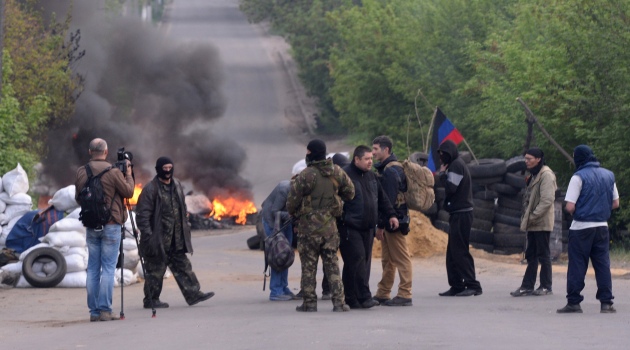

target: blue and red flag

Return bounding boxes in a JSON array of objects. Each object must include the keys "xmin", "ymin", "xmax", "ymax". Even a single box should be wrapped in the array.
[{"xmin": 427, "ymin": 107, "xmax": 464, "ymax": 172}]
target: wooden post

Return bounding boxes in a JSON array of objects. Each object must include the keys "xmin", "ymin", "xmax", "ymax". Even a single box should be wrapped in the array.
[{"xmin": 516, "ymin": 97, "xmax": 574, "ymax": 165}]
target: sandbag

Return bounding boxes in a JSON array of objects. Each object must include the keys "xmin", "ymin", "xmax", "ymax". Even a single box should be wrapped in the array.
[
  {"xmin": 49, "ymin": 218, "xmax": 85, "ymax": 234},
  {"xmin": 0, "ymin": 200, "xmax": 6, "ymax": 214},
  {"xmin": 56, "ymin": 271, "xmax": 87, "ymax": 288},
  {"xmin": 185, "ymin": 194, "xmax": 213, "ymax": 215},
  {"xmin": 2, "ymin": 205, "xmax": 31, "ymax": 224},
  {"xmin": 41, "ymin": 231, "xmax": 86, "ymax": 248},
  {"xmin": 19, "ymin": 243, "xmax": 51, "ymax": 261},
  {"xmin": 2, "ymin": 164, "xmax": 29, "ymax": 196},
  {"xmin": 64, "ymin": 253, "xmax": 88, "ymax": 273},
  {"xmin": 0, "ymin": 192, "xmax": 32, "ymax": 205},
  {"xmin": 114, "ymin": 268, "xmax": 137, "ymax": 286},
  {"xmin": 66, "ymin": 208, "xmax": 81, "ymax": 220},
  {"xmin": 48, "ymin": 185, "xmax": 79, "ymax": 212}
]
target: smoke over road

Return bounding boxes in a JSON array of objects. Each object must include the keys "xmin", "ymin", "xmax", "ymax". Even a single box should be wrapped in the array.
[{"xmin": 38, "ymin": 1, "xmax": 252, "ymax": 200}]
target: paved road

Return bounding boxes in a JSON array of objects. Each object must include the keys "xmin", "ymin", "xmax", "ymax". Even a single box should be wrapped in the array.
[{"xmin": 1, "ymin": 1, "xmax": 630, "ymax": 349}]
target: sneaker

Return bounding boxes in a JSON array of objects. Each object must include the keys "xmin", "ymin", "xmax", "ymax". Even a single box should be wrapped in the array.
[
  {"xmin": 347, "ymin": 301, "xmax": 363, "ymax": 309},
  {"xmin": 439, "ymin": 288, "xmax": 464, "ymax": 297},
  {"xmin": 90, "ymin": 315, "xmax": 100, "ymax": 322},
  {"xmin": 188, "ymin": 292, "xmax": 215, "ymax": 306},
  {"xmin": 557, "ymin": 304, "xmax": 583, "ymax": 313},
  {"xmin": 510, "ymin": 288, "xmax": 534, "ymax": 297},
  {"xmin": 296, "ymin": 290, "xmax": 304, "ymax": 299},
  {"xmin": 373, "ymin": 296, "xmax": 390, "ymax": 304},
  {"xmin": 383, "ymin": 296, "xmax": 413, "ymax": 306},
  {"xmin": 456, "ymin": 289, "xmax": 483, "ymax": 297},
  {"xmin": 332, "ymin": 304, "xmax": 350, "ymax": 312},
  {"xmin": 99, "ymin": 311, "xmax": 119, "ymax": 321},
  {"xmin": 296, "ymin": 304, "xmax": 317, "ymax": 312},
  {"xmin": 601, "ymin": 303, "xmax": 616, "ymax": 314},
  {"xmin": 144, "ymin": 299, "xmax": 169, "ymax": 309},
  {"xmin": 321, "ymin": 292, "xmax": 332, "ymax": 300},
  {"xmin": 532, "ymin": 288, "xmax": 552, "ymax": 296},
  {"xmin": 270, "ymin": 294, "xmax": 293, "ymax": 301},
  {"xmin": 361, "ymin": 299, "xmax": 379, "ymax": 309}
]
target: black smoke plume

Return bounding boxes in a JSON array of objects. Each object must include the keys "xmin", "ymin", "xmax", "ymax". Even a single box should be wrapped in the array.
[{"xmin": 37, "ymin": 1, "xmax": 252, "ymax": 200}]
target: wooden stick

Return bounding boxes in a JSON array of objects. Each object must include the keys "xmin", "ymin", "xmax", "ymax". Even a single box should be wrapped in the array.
[
  {"xmin": 516, "ymin": 97, "xmax": 574, "ymax": 165},
  {"xmin": 414, "ymin": 90, "xmax": 427, "ymax": 148},
  {"xmin": 425, "ymin": 107, "xmax": 438, "ymax": 153}
]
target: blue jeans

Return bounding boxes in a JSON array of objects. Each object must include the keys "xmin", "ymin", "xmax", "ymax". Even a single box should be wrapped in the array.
[
  {"xmin": 86, "ymin": 225, "xmax": 122, "ymax": 317},
  {"xmin": 566, "ymin": 226, "xmax": 614, "ymax": 305},
  {"xmin": 263, "ymin": 220, "xmax": 293, "ymax": 297}
]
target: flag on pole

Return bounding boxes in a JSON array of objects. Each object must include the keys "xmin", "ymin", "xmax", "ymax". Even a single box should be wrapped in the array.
[{"xmin": 427, "ymin": 107, "xmax": 464, "ymax": 172}]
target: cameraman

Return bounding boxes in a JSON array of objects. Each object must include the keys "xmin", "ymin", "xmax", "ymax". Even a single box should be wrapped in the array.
[
  {"xmin": 136, "ymin": 156, "xmax": 215, "ymax": 309},
  {"xmin": 75, "ymin": 138, "xmax": 134, "ymax": 322}
]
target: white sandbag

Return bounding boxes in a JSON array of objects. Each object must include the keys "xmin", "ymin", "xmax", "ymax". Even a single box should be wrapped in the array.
[
  {"xmin": 66, "ymin": 246, "xmax": 89, "ymax": 259},
  {"xmin": 19, "ymin": 243, "xmax": 51, "ymax": 261},
  {"xmin": 0, "ymin": 230, "xmax": 7, "ymax": 246},
  {"xmin": 43, "ymin": 260, "xmax": 58, "ymax": 275},
  {"xmin": 65, "ymin": 253, "xmax": 88, "ymax": 273},
  {"xmin": 135, "ymin": 264, "xmax": 170, "ymax": 280},
  {"xmin": 31, "ymin": 261, "xmax": 44, "ymax": 274},
  {"xmin": 56, "ymin": 270, "xmax": 87, "ymax": 288},
  {"xmin": 41, "ymin": 230, "xmax": 86, "ymax": 248},
  {"xmin": 49, "ymin": 217, "xmax": 85, "ymax": 234},
  {"xmin": 16, "ymin": 275, "xmax": 32, "ymax": 288},
  {"xmin": 123, "ymin": 211, "xmax": 137, "ymax": 234},
  {"xmin": 122, "ymin": 237, "xmax": 137, "ymax": 250},
  {"xmin": 3, "ymin": 214, "xmax": 23, "ymax": 235},
  {"xmin": 0, "ymin": 175, "xmax": 3, "ymax": 193},
  {"xmin": 1, "ymin": 261, "xmax": 23, "ymax": 274},
  {"xmin": 66, "ymin": 207, "xmax": 81, "ymax": 219},
  {"xmin": 0, "ymin": 199, "xmax": 6, "ymax": 213},
  {"xmin": 48, "ymin": 185, "xmax": 79, "ymax": 212},
  {"xmin": 1, "ymin": 205, "xmax": 31, "ymax": 224},
  {"xmin": 185, "ymin": 194, "xmax": 213, "ymax": 215},
  {"xmin": 0, "ymin": 192, "xmax": 32, "ymax": 205},
  {"xmin": 2, "ymin": 164, "xmax": 29, "ymax": 196},
  {"xmin": 123, "ymin": 249, "xmax": 139, "ymax": 270},
  {"xmin": 114, "ymin": 268, "xmax": 136, "ymax": 286}
]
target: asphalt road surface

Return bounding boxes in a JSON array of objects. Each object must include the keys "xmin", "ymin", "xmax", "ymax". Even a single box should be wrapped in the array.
[{"xmin": 1, "ymin": 1, "xmax": 630, "ymax": 349}]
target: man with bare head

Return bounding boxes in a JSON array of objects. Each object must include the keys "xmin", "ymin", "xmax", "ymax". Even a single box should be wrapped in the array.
[{"xmin": 75, "ymin": 138, "xmax": 135, "ymax": 322}]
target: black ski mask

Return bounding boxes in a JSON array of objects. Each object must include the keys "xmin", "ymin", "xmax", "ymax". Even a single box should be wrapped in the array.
[
  {"xmin": 155, "ymin": 156, "xmax": 174, "ymax": 180},
  {"xmin": 306, "ymin": 139, "xmax": 326, "ymax": 163}
]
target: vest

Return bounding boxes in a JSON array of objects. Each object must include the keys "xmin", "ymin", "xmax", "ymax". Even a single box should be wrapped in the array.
[{"xmin": 574, "ymin": 162, "xmax": 615, "ymax": 222}]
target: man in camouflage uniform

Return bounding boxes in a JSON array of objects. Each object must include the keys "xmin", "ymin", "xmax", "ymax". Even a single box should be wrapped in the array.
[
  {"xmin": 287, "ymin": 139, "xmax": 355, "ymax": 312},
  {"xmin": 136, "ymin": 157, "xmax": 214, "ymax": 309}
]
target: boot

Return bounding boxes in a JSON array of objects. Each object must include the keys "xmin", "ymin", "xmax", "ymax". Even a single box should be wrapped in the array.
[
  {"xmin": 332, "ymin": 304, "xmax": 350, "ymax": 312},
  {"xmin": 296, "ymin": 304, "xmax": 317, "ymax": 312}
]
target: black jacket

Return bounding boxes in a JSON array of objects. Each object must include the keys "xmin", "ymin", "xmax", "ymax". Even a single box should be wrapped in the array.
[
  {"xmin": 341, "ymin": 162, "xmax": 397, "ymax": 231},
  {"xmin": 438, "ymin": 141, "xmax": 473, "ymax": 213},
  {"xmin": 136, "ymin": 176, "xmax": 193, "ymax": 257},
  {"xmin": 375, "ymin": 154, "xmax": 410, "ymax": 233}
]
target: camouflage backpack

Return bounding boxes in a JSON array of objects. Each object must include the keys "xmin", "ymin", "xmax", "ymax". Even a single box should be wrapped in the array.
[{"xmin": 262, "ymin": 217, "xmax": 295, "ymax": 290}]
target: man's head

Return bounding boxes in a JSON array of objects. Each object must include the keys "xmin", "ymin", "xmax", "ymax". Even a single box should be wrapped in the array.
[
  {"xmin": 155, "ymin": 156, "xmax": 174, "ymax": 181},
  {"xmin": 573, "ymin": 144, "xmax": 597, "ymax": 169},
  {"xmin": 88, "ymin": 138, "xmax": 108, "ymax": 160},
  {"xmin": 372, "ymin": 135, "xmax": 393, "ymax": 162},
  {"xmin": 306, "ymin": 139, "xmax": 326, "ymax": 163},
  {"xmin": 352, "ymin": 145, "xmax": 373, "ymax": 172},
  {"xmin": 437, "ymin": 140, "xmax": 457, "ymax": 166},
  {"xmin": 525, "ymin": 147, "xmax": 544, "ymax": 170},
  {"xmin": 332, "ymin": 153, "xmax": 350, "ymax": 167}
]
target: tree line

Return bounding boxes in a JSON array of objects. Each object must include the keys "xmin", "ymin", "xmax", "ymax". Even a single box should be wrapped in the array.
[{"xmin": 240, "ymin": 0, "xmax": 630, "ymax": 238}]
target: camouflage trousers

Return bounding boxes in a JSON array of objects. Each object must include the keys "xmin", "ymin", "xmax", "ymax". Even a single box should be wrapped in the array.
[
  {"xmin": 143, "ymin": 251, "xmax": 202, "ymax": 305},
  {"xmin": 298, "ymin": 232, "xmax": 345, "ymax": 307}
]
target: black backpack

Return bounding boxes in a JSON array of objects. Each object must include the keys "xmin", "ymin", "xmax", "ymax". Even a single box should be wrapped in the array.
[{"xmin": 78, "ymin": 165, "xmax": 113, "ymax": 229}]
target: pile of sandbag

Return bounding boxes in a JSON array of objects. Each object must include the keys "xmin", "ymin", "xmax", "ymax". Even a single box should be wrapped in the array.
[{"xmin": 0, "ymin": 164, "xmax": 33, "ymax": 247}]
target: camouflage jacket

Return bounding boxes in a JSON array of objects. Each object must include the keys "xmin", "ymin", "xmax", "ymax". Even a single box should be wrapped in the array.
[{"xmin": 287, "ymin": 158, "xmax": 355, "ymax": 237}]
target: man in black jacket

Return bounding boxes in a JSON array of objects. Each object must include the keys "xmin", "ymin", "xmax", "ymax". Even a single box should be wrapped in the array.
[
  {"xmin": 371, "ymin": 136, "xmax": 413, "ymax": 307},
  {"xmin": 136, "ymin": 157, "xmax": 215, "ymax": 309},
  {"xmin": 339, "ymin": 145, "xmax": 399, "ymax": 309},
  {"xmin": 437, "ymin": 140, "xmax": 482, "ymax": 297}
]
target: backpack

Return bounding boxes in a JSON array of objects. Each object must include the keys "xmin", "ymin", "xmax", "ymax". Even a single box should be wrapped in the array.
[
  {"xmin": 385, "ymin": 160, "xmax": 435, "ymax": 212},
  {"xmin": 78, "ymin": 165, "xmax": 113, "ymax": 228},
  {"xmin": 262, "ymin": 219, "xmax": 295, "ymax": 290}
]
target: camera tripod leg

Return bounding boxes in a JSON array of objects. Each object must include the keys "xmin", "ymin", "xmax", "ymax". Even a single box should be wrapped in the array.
[
  {"xmin": 126, "ymin": 200, "xmax": 156, "ymax": 318},
  {"xmin": 119, "ymin": 228, "xmax": 125, "ymax": 320}
]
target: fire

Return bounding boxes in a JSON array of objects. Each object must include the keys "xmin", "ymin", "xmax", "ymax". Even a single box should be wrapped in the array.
[
  {"xmin": 129, "ymin": 184, "xmax": 143, "ymax": 206},
  {"xmin": 211, "ymin": 197, "xmax": 257, "ymax": 225}
]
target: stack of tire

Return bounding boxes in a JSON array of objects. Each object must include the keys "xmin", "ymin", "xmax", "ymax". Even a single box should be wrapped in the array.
[
  {"xmin": 488, "ymin": 156, "xmax": 528, "ymax": 254},
  {"xmin": 467, "ymin": 157, "xmax": 505, "ymax": 253}
]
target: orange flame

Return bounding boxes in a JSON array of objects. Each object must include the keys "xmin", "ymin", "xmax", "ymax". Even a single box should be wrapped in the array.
[
  {"xmin": 211, "ymin": 197, "xmax": 257, "ymax": 225},
  {"xmin": 129, "ymin": 184, "xmax": 143, "ymax": 206}
]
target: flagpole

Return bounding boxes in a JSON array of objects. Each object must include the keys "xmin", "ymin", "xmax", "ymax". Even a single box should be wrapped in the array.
[
  {"xmin": 424, "ymin": 107, "xmax": 437, "ymax": 153},
  {"xmin": 462, "ymin": 139, "xmax": 479, "ymax": 165}
]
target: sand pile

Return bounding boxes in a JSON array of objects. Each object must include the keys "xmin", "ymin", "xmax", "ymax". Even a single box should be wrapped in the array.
[{"xmin": 373, "ymin": 211, "xmax": 448, "ymax": 259}]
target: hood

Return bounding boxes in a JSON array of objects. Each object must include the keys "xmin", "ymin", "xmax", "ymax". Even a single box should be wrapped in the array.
[
  {"xmin": 438, "ymin": 140, "xmax": 459, "ymax": 162},
  {"xmin": 375, "ymin": 154, "xmax": 399, "ymax": 172},
  {"xmin": 309, "ymin": 158, "xmax": 335, "ymax": 177}
]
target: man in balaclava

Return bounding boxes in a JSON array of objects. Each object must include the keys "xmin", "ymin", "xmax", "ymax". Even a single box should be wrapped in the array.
[
  {"xmin": 136, "ymin": 156, "xmax": 215, "ymax": 310},
  {"xmin": 287, "ymin": 139, "xmax": 355, "ymax": 312},
  {"xmin": 437, "ymin": 139, "xmax": 483, "ymax": 297},
  {"xmin": 510, "ymin": 148, "xmax": 557, "ymax": 297},
  {"xmin": 558, "ymin": 145, "xmax": 619, "ymax": 314}
]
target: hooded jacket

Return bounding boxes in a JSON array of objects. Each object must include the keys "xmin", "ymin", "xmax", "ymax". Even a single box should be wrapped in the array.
[
  {"xmin": 261, "ymin": 180, "xmax": 291, "ymax": 228},
  {"xmin": 375, "ymin": 154, "xmax": 409, "ymax": 233},
  {"xmin": 438, "ymin": 141, "xmax": 473, "ymax": 213},
  {"xmin": 341, "ymin": 162, "xmax": 397, "ymax": 231},
  {"xmin": 520, "ymin": 165, "xmax": 557, "ymax": 232}
]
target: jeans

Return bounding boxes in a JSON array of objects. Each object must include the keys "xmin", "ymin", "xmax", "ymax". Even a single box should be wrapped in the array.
[
  {"xmin": 566, "ymin": 226, "xmax": 614, "ymax": 305},
  {"xmin": 86, "ymin": 225, "xmax": 122, "ymax": 317},
  {"xmin": 263, "ymin": 220, "xmax": 293, "ymax": 297},
  {"xmin": 521, "ymin": 231, "xmax": 552, "ymax": 290}
]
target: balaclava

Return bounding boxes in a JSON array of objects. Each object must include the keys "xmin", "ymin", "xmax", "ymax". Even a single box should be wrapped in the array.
[
  {"xmin": 155, "ymin": 156, "xmax": 174, "ymax": 180},
  {"xmin": 306, "ymin": 139, "xmax": 326, "ymax": 163},
  {"xmin": 573, "ymin": 145, "xmax": 597, "ymax": 170}
]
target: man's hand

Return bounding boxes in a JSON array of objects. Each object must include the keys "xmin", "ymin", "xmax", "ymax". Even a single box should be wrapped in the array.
[
  {"xmin": 375, "ymin": 228, "xmax": 384, "ymax": 241},
  {"xmin": 440, "ymin": 163, "xmax": 448, "ymax": 172},
  {"xmin": 389, "ymin": 217, "xmax": 399, "ymax": 230},
  {"xmin": 125, "ymin": 160, "xmax": 133, "ymax": 177}
]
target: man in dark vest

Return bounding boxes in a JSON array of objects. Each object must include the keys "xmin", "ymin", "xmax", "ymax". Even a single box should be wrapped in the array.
[{"xmin": 557, "ymin": 145, "xmax": 620, "ymax": 314}]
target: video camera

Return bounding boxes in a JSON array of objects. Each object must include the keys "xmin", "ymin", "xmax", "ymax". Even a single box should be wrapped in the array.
[{"xmin": 115, "ymin": 147, "xmax": 134, "ymax": 175}]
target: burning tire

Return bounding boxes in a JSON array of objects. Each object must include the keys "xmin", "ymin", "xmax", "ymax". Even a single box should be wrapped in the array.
[
  {"xmin": 22, "ymin": 247, "xmax": 67, "ymax": 288},
  {"xmin": 247, "ymin": 235, "xmax": 261, "ymax": 250}
]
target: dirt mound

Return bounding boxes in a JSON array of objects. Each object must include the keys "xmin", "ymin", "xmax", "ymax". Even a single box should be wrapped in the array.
[{"xmin": 373, "ymin": 211, "xmax": 448, "ymax": 259}]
